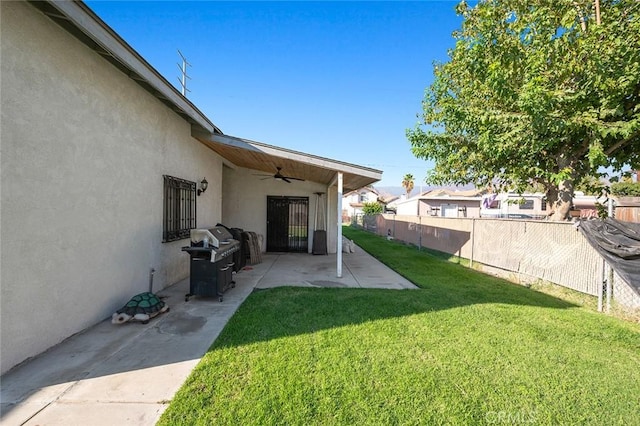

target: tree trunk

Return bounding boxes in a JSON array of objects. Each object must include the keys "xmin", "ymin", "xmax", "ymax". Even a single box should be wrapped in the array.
[{"xmin": 548, "ymin": 179, "xmax": 574, "ymax": 221}]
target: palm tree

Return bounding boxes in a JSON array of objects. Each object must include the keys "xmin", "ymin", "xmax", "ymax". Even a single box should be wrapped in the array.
[{"xmin": 402, "ymin": 174, "xmax": 415, "ymax": 198}]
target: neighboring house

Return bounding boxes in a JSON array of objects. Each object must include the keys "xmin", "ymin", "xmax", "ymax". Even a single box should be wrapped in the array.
[
  {"xmin": 342, "ymin": 186, "xmax": 385, "ymax": 220},
  {"xmin": 391, "ymin": 188, "xmax": 486, "ymax": 218},
  {"xmin": 0, "ymin": 1, "xmax": 381, "ymax": 374},
  {"xmin": 481, "ymin": 192, "xmax": 599, "ymax": 219},
  {"xmin": 389, "ymin": 188, "xmax": 599, "ymax": 220},
  {"xmin": 480, "ymin": 192, "xmax": 548, "ymax": 219}
]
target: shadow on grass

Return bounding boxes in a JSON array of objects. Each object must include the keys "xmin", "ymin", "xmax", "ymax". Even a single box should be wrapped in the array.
[
  {"xmin": 214, "ymin": 284, "xmax": 576, "ymax": 350},
  {"xmin": 213, "ymin": 227, "xmax": 579, "ymax": 350}
]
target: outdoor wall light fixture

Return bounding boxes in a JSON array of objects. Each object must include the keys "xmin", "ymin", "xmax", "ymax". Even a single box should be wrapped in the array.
[{"xmin": 197, "ymin": 178, "xmax": 208, "ymax": 196}]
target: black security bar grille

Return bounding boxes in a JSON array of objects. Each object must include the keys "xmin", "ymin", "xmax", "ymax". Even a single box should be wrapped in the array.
[
  {"xmin": 267, "ymin": 196, "xmax": 308, "ymax": 252},
  {"xmin": 163, "ymin": 175, "xmax": 196, "ymax": 242},
  {"xmin": 288, "ymin": 197, "xmax": 309, "ymax": 252}
]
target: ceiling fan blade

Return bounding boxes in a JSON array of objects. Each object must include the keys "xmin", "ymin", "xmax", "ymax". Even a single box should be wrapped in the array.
[{"xmin": 255, "ymin": 167, "xmax": 305, "ymax": 183}]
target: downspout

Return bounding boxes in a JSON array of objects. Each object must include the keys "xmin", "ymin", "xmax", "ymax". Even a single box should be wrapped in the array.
[{"xmin": 148, "ymin": 268, "xmax": 155, "ymax": 293}]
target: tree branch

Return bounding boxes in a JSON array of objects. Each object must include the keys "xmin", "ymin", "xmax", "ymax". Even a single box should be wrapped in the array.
[
  {"xmin": 573, "ymin": 1, "xmax": 587, "ymax": 31},
  {"xmin": 575, "ymin": 138, "xmax": 592, "ymax": 158},
  {"xmin": 605, "ymin": 129, "xmax": 640, "ymax": 155}
]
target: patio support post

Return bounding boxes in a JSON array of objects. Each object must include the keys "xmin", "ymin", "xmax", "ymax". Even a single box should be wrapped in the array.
[{"xmin": 337, "ymin": 172, "xmax": 343, "ymax": 278}]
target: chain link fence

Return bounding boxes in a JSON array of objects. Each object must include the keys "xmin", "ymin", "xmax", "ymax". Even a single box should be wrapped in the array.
[{"xmin": 354, "ymin": 214, "xmax": 640, "ymax": 314}]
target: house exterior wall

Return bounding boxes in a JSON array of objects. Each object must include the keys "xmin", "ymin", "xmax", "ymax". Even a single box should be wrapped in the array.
[
  {"xmin": 221, "ymin": 166, "xmax": 337, "ymax": 253},
  {"xmin": 343, "ymin": 192, "xmax": 360, "ymax": 218},
  {"xmin": 418, "ymin": 199, "xmax": 481, "ymax": 218},
  {"xmin": 481, "ymin": 194, "xmax": 547, "ymax": 218},
  {"xmin": 0, "ymin": 1, "xmax": 223, "ymax": 373},
  {"xmin": 342, "ymin": 188, "xmax": 379, "ymax": 218},
  {"xmin": 395, "ymin": 199, "xmax": 419, "ymax": 216}
]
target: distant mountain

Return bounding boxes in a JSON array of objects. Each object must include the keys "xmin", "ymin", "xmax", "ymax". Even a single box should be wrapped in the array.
[
  {"xmin": 375, "ymin": 186, "xmax": 437, "ymax": 199},
  {"xmin": 374, "ymin": 186, "xmax": 410, "ymax": 198},
  {"xmin": 374, "ymin": 184, "xmax": 476, "ymax": 199}
]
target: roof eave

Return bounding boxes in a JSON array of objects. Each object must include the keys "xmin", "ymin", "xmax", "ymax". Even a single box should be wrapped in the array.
[
  {"xmin": 193, "ymin": 131, "xmax": 382, "ymax": 192},
  {"xmin": 29, "ymin": 0, "xmax": 221, "ymax": 135}
]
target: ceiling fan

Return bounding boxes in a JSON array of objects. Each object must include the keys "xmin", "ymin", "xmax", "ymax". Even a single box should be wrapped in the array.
[{"xmin": 255, "ymin": 167, "xmax": 305, "ymax": 183}]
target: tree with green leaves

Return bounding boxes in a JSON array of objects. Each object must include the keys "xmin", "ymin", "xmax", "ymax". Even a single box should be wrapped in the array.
[
  {"xmin": 362, "ymin": 201, "xmax": 383, "ymax": 215},
  {"xmin": 402, "ymin": 173, "xmax": 415, "ymax": 198},
  {"xmin": 408, "ymin": 0, "xmax": 640, "ymax": 220}
]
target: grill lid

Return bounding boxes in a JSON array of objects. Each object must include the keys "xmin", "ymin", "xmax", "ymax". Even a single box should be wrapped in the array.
[
  {"xmin": 185, "ymin": 226, "xmax": 240, "ymax": 263},
  {"xmin": 190, "ymin": 226, "xmax": 234, "ymax": 248}
]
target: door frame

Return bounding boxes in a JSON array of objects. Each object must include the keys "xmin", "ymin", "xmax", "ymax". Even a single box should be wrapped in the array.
[{"xmin": 266, "ymin": 196, "xmax": 309, "ymax": 252}]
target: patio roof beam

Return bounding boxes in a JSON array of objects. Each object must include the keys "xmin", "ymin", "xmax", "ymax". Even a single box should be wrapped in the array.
[{"xmin": 337, "ymin": 172, "xmax": 343, "ymax": 278}]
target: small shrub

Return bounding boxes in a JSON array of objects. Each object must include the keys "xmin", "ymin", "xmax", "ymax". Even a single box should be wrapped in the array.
[{"xmin": 362, "ymin": 201, "xmax": 383, "ymax": 215}]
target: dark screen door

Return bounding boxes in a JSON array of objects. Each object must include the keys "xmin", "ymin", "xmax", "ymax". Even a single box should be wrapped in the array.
[{"xmin": 267, "ymin": 196, "xmax": 309, "ymax": 252}]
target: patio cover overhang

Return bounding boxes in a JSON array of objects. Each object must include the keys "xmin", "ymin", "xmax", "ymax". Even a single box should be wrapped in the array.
[
  {"xmin": 192, "ymin": 131, "xmax": 383, "ymax": 278},
  {"xmin": 192, "ymin": 130, "xmax": 382, "ymax": 193}
]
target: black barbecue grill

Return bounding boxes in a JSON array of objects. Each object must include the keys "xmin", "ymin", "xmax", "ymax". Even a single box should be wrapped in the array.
[
  {"xmin": 216, "ymin": 224, "xmax": 247, "ymax": 272},
  {"xmin": 182, "ymin": 226, "xmax": 241, "ymax": 302}
]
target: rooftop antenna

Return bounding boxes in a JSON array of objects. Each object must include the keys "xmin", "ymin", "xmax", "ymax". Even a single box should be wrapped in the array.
[{"xmin": 177, "ymin": 49, "xmax": 191, "ymax": 96}]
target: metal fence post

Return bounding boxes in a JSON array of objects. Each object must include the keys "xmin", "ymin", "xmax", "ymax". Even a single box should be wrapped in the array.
[
  {"xmin": 470, "ymin": 218, "xmax": 475, "ymax": 268},
  {"xmin": 418, "ymin": 215, "xmax": 422, "ymax": 250},
  {"xmin": 606, "ymin": 197, "xmax": 614, "ymax": 313},
  {"xmin": 606, "ymin": 266, "xmax": 613, "ymax": 313},
  {"xmin": 598, "ymin": 261, "xmax": 604, "ymax": 312}
]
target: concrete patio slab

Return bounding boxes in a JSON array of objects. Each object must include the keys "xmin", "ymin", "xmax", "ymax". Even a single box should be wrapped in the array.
[
  {"xmin": 1, "ymin": 248, "xmax": 417, "ymax": 426},
  {"xmin": 256, "ymin": 249, "xmax": 415, "ymax": 290}
]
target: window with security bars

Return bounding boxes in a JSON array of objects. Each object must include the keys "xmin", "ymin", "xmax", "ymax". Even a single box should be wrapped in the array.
[{"xmin": 163, "ymin": 175, "xmax": 196, "ymax": 242}]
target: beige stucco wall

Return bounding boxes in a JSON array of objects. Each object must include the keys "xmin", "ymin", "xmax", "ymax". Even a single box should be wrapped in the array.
[
  {"xmin": 0, "ymin": 2, "xmax": 223, "ymax": 373},
  {"xmin": 221, "ymin": 166, "xmax": 338, "ymax": 253},
  {"xmin": 395, "ymin": 199, "xmax": 419, "ymax": 216},
  {"xmin": 418, "ymin": 200, "xmax": 482, "ymax": 218}
]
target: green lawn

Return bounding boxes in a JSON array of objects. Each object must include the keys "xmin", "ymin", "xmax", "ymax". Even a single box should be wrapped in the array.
[{"xmin": 158, "ymin": 226, "xmax": 640, "ymax": 425}]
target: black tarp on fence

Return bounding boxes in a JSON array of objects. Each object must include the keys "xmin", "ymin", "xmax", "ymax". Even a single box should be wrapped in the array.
[{"xmin": 577, "ymin": 218, "xmax": 640, "ymax": 297}]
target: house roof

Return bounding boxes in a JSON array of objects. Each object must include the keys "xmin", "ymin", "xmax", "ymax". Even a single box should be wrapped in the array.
[
  {"xmin": 343, "ymin": 186, "xmax": 380, "ymax": 197},
  {"xmin": 421, "ymin": 188, "xmax": 487, "ymax": 198},
  {"xmin": 31, "ymin": 0, "xmax": 382, "ymax": 192},
  {"xmin": 389, "ymin": 188, "xmax": 487, "ymax": 206}
]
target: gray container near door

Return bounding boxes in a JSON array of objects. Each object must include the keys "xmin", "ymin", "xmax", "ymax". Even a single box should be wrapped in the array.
[{"xmin": 312, "ymin": 192, "xmax": 327, "ymax": 255}]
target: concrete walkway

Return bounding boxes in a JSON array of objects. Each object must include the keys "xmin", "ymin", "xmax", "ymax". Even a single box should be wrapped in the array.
[{"xmin": 1, "ymin": 248, "xmax": 416, "ymax": 425}]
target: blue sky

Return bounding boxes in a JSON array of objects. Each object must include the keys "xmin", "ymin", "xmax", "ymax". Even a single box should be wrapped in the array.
[{"xmin": 86, "ymin": 1, "xmax": 464, "ymax": 188}]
